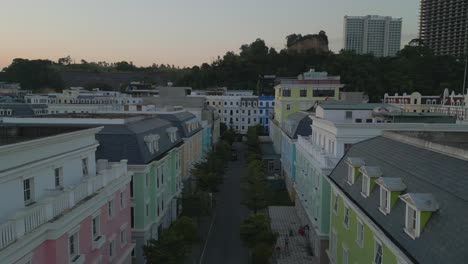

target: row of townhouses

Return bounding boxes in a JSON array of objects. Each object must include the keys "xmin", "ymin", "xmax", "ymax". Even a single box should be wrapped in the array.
[
  {"xmin": 269, "ymin": 71, "xmax": 468, "ymax": 263},
  {"xmin": 0, "ymin": 107, "xmax": 217, "ymax": 264}
]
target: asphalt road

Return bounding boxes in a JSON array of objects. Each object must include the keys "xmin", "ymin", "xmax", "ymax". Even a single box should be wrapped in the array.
[{"xmin": 200, "ymin": 142, "xmax": 250, "ymax": 264}]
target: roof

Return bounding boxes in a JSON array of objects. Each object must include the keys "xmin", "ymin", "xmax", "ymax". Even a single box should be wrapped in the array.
[
  {"xmin": 375, "ymin": 177, "xmax": 407, "ymax": 192},
  {"xmin": 359, "ymin": 166, "xmax": 382, "ymax": 177},
  {"xmin": 319, "ymin": 101, "xmax": 391, "ymax": 110},
  {"xmin": 157, "ymin": 112, "xmax": 202, "ymax": 138},
  {"xmin": 329, "ymin": 136, "xmax": 468, "ymax": 264},
  {"xmin": 346, "ymin": 157, "xmax": 365, "ymax": 167},
  {"xmin": 400, "ymin": 193, "xmax": 439, "ymax": 211},
  {"xmin": 0, "ymin": 103, "xmax": 47, "ymax": 116},
  {"xmin": 96, "ymin": 117, "xmax": 184, "ymax": 164},
  {"xmin": 284, "ymin": 112, "xmax": 312, "ymax": 139}
]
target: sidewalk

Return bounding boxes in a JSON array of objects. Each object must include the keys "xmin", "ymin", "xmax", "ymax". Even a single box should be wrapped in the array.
[{"xmin": 269, "ymin": 206, "xmax": 316, "ymax": 264}]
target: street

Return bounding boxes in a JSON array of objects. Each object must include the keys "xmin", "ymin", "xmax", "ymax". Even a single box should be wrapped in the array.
[{"xmin": 200, "ymin": 142, "xmax": 250, "ymax": 264}]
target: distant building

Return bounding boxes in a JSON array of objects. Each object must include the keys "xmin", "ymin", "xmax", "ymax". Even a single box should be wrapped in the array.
[
  {"xmin": 258, "ymin": 96, "xmax": 275, "ymax": 134},
  {"xmin": 0, "ymin": 103, "xmax": 48, "ymax": 117},
  {"xmin": 344, "ymin": 15, "xmax": 402, "ymax": 57},
  {"xmin": 420, "ymin": 0, "xmax": 468, "ymax": 57}
]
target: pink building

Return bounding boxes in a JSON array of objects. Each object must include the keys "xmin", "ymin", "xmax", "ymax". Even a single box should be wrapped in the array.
[{"xmin": 0, "ymin": 126, "xmax": 134, "ymax": 264}]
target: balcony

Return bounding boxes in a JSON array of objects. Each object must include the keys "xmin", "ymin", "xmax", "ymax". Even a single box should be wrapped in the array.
[
  {"xmin": 0, "ymin": 159, "xmax": 128, "ymax": 251},
  {"xmin": 297, "ymin": 136, "xmax": 339, "ymax": 170}
]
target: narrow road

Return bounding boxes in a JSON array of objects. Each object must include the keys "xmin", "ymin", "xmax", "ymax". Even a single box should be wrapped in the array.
[{"xmin": 200, "ymin": 142, "xmax": 250, "ymax": 264}]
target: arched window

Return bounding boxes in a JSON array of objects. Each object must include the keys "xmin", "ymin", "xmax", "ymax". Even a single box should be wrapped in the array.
[{"xmin": 426, "ymin": 99, "xmax": 431, "ymax": 105}]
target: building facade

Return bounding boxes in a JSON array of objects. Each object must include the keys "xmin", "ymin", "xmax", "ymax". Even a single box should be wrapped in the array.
[
  {"xmin": 273, "ymin": 70, "xmax": 343, "ymax": 128},
  {"xmin": 420, "ymin": 0, "xmax": 468, "ymax": 57},
  {"xmin": 258, "ymin": 96, "xmax": 275, "ymax": 134},
  {"xmin": 327, "ymin": 131, "xmax": 468, "ymax": 264},
  {"xmin": 344, "ymin": 15, "xmax": 402, "ymax": 57},
  {"xmin": 0, "ymin": 126, "xmax": 133, "ymax": 264}
]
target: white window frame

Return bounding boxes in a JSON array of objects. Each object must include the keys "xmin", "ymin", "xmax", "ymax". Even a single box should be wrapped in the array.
[
  {"xmin": 374, "ymin": 240, "xmax": 383, "ymax": 264},
  {"xmin": 109, "ymin": 239, "xmax": 115, "ymax": 260},
  {"xmin": 108, "ymin": 199, "xmax": 114, "ymax": 219},
  {"xmin": 23, "ymin": 178, "xmax": 34, "ymax": 205},
  {"xmin": 342, "ymin": 245, "xmax": 349, "ymax": 264},
  {"xmin": 347, "ymin": 165, "xmax": 355, "ymax": 185},
  {"xmin": 331, "ymin": 230, "xmax": 337, "ymax": 262},
  {"xmin": 68, "ymin": 228, "xmax": 80, "ymax": 262},
  {"xmin": 54, "ymin": 167, "xmax": 63, "ymax": 189},
  {"xmin": 120, "ymin": 224, "xmax": 127, "ymax": 247},
  {"xmin": 92, "ymin": 214, "xmax": 101, "ymax": 241},
  {"xmin": 361, "ymin": 174, "xmax": 369, "ymax": 197},
  {"xmin": 379, "ymin": 187, "xmax": 391, "ymax": 214},
  {"xmin": 120, "ymin": 190, "xmax": 126, "ymax": 209},
  {"xmin": 343, "ymin": 205, "xmax": 350, "ymax": 229},
  {"xmin": 356, "ymin": 219, "xmax": 364, "ymax": 247},
  {"xmin": 82, "ymin": 158, "xmax": 89, "ymax": 176},
  {"xmin": 333, "ymin": 193, "xmax": 339, "ymax": 215},
  {"xmin": 146, "ymin": 203, "xmax": 149, "ymax": 217},
  {"xmin": 404, "ymin": 204, "xmax": 420, "ymax": 239}
]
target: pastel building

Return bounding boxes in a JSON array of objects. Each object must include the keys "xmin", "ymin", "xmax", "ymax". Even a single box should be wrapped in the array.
[
  {"xmin": 0, "ymin": 126, "xmax": 133, "ymax": 264},
  {"xmin": 273, "ymin": 69, "xmax": 343, "ymax": 128},
  {"xmin": 327, "ymin": 131, "xmax": 468, "ymax": 264},
  {"xmin": 258, "ymin": 96, "xmax": 275, "ymax": 134}
]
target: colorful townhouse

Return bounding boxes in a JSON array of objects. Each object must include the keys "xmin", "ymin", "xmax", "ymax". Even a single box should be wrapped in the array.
[
  {"xmin": 292, "ymin": 101, "xmax": 463, "ymax": 263},
  {"xmin": 258, "ymin": 96, "xmax": 275, "ymax": 134},
  {"xmin": 0, "ymin": 126, "xmax": 133, "ymax": 264},
  {"xmin": 279, "ymin": 112, "xmax": 311, "ymax": 199},
  {"xmin": 0, "ymin": 111, "xmax": 204, "ymax": 264},
  {"xmin": 273, "ymin": 69, "xmax": 343, "ymax": 128},
  {"xmin": 327, "ymin": 131, "xmax": 468, "ymax": 264}
]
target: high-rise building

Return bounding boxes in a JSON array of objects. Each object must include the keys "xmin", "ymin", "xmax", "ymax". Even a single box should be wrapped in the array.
[
  {"xmin": 344, "ymin": 15, "xmax": 402, "ymax": 57},
  {"xmin": 420, "ymin": 0, "xmax": 468, "ymax": 57}
]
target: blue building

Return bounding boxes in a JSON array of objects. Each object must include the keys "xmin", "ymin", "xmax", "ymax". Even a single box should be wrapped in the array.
[{"xmin": 258, "ymin": 96, "xmax": 275, "ymax": 134}]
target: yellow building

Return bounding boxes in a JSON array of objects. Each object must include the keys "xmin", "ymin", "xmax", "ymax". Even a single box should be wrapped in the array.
[{"xmin": 273, "ymin": 69, "xmax": 343, "ymax": 127}]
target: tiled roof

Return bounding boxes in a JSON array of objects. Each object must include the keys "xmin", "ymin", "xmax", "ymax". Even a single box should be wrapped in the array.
[
  {"xmin": 329, "ymin": 136, "xmax": 468, "ymax": 264},
  {"xmin": 284, "ymin": 112, "xmax": 312, "ymax": 139}
]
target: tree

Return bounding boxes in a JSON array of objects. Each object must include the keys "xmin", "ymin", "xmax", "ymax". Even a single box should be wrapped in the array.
[
  {"xmin": 58, "ymin": 55, "xmax": 72, "ymax": 65},
  {"xmin": 143, "ymin": 217, "xmax": 198, "ymax": 264},
  {"xmin": 242, "ymin": 159, "xmax": 269, "ymax": 213},
  {"xmin": 240, "ymin": 214, "xmax": 277, "ymax": 249}
]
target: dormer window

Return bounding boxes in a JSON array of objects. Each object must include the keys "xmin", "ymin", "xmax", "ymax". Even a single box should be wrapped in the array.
[
  {"xmin": 144, "ymin": 134, "xmax": 160, "ymax": 154},
  {"xmin": 345, "ymin": 157, "xmax": 365, "ymax": 185},
  {"xmin": 399, "ymin": 193, "xmax": 439, "ymax": 239},
  {"xmin": 359, "ymin": 166, "xmax": 382, "ymax": 197},
  {"xmin": 375, "ymin": 178, "xmax": 406, "ymax": 215},
  {"xmin": 166, "ymin": 127, "xmax": 178, "ymax": 143}
]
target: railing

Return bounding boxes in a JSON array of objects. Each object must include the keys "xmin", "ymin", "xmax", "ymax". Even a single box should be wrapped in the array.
[
  {"xmin": 0, "ymin": 159, "xmax": 128, "ymax": 251},
  {"xmin": 297, "ymin": 136, "xmax": 339, "ymax": 169}
]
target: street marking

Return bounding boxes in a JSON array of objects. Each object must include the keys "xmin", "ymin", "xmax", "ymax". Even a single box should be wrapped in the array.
[{"xmin": 199, "ymin": 212, "xmax": 217, "ymax": 264}]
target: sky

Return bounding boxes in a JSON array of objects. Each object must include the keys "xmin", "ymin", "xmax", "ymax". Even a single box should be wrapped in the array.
[{"xmin": 0, "ymin": 0, "xmax": 419, "ymax": 69}]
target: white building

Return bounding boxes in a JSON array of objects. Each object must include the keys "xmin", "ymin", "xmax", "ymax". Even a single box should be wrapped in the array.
[{"xmin": 344, "ymin": 15, "xmax": 402, "ymax": 57}]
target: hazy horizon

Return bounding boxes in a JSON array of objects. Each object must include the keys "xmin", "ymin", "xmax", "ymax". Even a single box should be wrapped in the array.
[{"xmin": 0, "ymin": 0, "xmax": 419, "ymax": 69}]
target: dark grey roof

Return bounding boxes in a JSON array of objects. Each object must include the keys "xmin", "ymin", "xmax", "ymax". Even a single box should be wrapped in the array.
[
  {"xmin": 0, "ymin": 103, "xmax": 47, "ymax": 116},
  {"xmin": 329, "ymin": 136, "xmax": 468, "ymax": 264},
  {"xmin": 96, "ymin": 117, "xmax": 183, "ymax": 164},
  {"xmin": 157, "ymin": 112, "xmax": 202, "ymax": 138},
  {"xmin": 319, "ymin": 101, "xmax": 391, "ymax": 110},
  {"xmin": 283, "ymin": 112, "xmax": 312, "ymax": 139}
]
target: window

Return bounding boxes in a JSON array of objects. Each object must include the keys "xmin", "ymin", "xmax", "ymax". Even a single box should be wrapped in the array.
[
  {"xmin": 286, "ymin": 104, "xmax": 291, "ymax": 111},
  {"xmin": 230, "ymin": 102, "xmax": 233, "ymax": 105},
  {"xmin": 69, "ymin": 232, "xmax": 79, "ymax": 261},
  {"xmin": 54, "ymin": 167, "xmax": 63, "ymax": 189},
  {"xmin": 131, "ymin": 207, "xmax": 134, "ymax": 228},
  {"xmin": 345, "ymin": 111, "xmax": 352, "ymax": 119},
  {"xmin": 260, "ymin": 110, "xmax": 263, "ymax": 114},
  {"xmin": 313, "ymin": 89, "xmax": 335, "ymax": 97},
  {"xmin": 146, "ymin": 203, "xmax": 149, "ymax": 217},
  {"xmin": 157, "ymin": 202, "xmax": 160, "ymax": 217},
  {"xmin": 380, "ymin": 188, "xmax": 390, "ymax": 214},
  {"xmin": 157, "ymin": 174, "xmax": 160, "ymax": 188},
  {"xmin": 355, "ymin": 118, "xmax": 362, "ymax": 123},
  {"xmin": 356, "ymin": 220, "xmax": 364, "ymax": 247},
  {"xmin": 130, "ymin": 176, "xmax": 134, "ymax": 198},
  {"xmin": 342, "ymin": 246, "xmax": 349, "ymax": 264},
  {"xmin": 82, "ymin": 158, "xmax": 89, "ymax": 176},
  {"xmin": 120, "ymin": 191, "xmax": 125, "ymax": 209},
  {"xmin": 344, "ymin": 206, "xmax": 350, "ymax": 228},
  {"xmin": 333, "ymin": 194, "xmax": 338, "ymax": 214},
  {"xmin": 23, "ymin": 178, "xmax": 34, "ymax": 205},
  {"xmin": 366, "ymin": 119, "xmax": 373, "ymax": 123},
  {"xmin": 405, "ymin": 206, "xmax": 417, "ymax": 236},
  {"xmin": 361, "ymin": 175, "xmax": 369, "ymax": 197},
  {"xmin": 92, "ymin": 216, "xmax": 100, "ymax": 240},
  {"xmin": 120, "ymin": 226, "xmax": 127, "ymax": 246},
  {"xmin": 331, "ymin": 231, "xmax": 337, "ymax": 261},
  {"xmin": 109, "ymin": 239, "xmax": 115, "ymax": 259},
  {"xmin": 145, "ymin": 174, "xmax": 149, "ymax": 186},
  {"xmin": 108, "ymin": 200, "xmax": 114, "ymax": 219},
  {"xmin": 300, "ymin": 89, "xmax": 307, "ymax": 97},
  {"xmin": 374, "ymin": 241, "xmax": 383, "ymax": 264},
  {"xmin": 282, "ymin": 89, "xmax": 291, "ymax": 97},
  {"xmin": 347, "ymin": 166, "xmax": 354, "ymax": 184}
]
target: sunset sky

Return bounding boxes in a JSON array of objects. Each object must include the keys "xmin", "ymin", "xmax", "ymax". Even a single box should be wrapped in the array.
[{"xmin": 0, "ymin": 0, "xmax": 419, "ymax": 69}]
